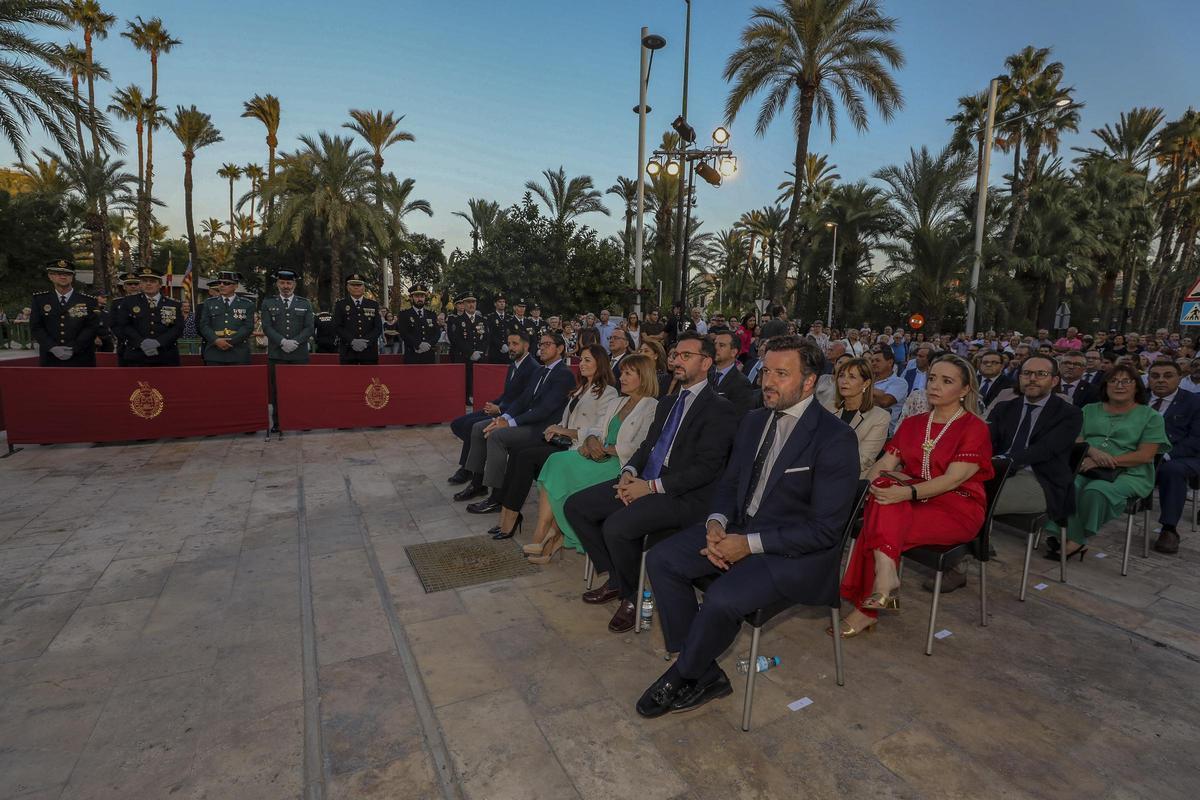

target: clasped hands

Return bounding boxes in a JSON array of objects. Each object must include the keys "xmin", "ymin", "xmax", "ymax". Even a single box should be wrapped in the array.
[
  {"xmin": 280, "ymin": 339, "xmax": 299, "ymax": 353},
  {"xmin": 215, "ymin": 337, "xmax": 233, "ymax": 351},
  {"xmin": 351, "ymin": 338, "xmax": 369, "ymax": 352},
  {"xmin": 579, "ymin": 435, "xmax": 611, "ymax": 462},
  {"xmin": 611, "ymin": 472, "xmax": 653, "ymax": 506},
  {"xmin": 482, "ymin": 416, "xmax": 510, "ymax": 437},
  {"xmin": 1081, "ymin": 446, "xmax": 1118, "ymax": 473},
  {"xmin": 700, "ymin": 519, "xmax": 750, "ymax": 570},
  {"xmin": 869, "ymin": 470, "xmax": 915, "ymax": 506}
]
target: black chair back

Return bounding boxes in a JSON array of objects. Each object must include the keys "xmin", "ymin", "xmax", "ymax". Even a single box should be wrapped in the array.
[
  {"xmin": 974, "ymin": 457, "xmax": 1013, "ymax": 562},
  {"xmin": 1068, "ymin": 441, "xmax": 1090, "ymax": 474}
]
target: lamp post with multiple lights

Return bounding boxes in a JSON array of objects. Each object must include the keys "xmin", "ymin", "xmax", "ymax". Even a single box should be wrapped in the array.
[
  {"xmin": 633, "ymin": 29, "xmax": 667, "ymax": 314},
  {"xmin": 824, "ymin": 221, "xmax": 838, "ymax": 328}
]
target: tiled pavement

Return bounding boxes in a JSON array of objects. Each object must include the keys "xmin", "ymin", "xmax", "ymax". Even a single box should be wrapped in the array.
[{"xmin": 1, "ymin": 425, "xmax": 1198, "ymax": 799}]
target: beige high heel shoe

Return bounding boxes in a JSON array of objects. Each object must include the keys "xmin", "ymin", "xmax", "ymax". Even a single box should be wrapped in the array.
[{"xmin": 526, "ymin": 532, "xmax": 563, "ymax": 564}]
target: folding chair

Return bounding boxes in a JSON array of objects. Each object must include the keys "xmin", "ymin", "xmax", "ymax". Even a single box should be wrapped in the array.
[{"xmin": 1121, "ymin": 454, "xmax": 1164, "ymax": 577}]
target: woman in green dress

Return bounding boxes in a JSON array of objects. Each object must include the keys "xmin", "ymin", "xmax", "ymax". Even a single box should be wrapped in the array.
[
  {"xmin": 524, "ymin": 355, "xmax": 660, "ymax": 562},
  {"xmin": 1046, "ymin": 362, "xmax": 1170, "ymax": 559}
]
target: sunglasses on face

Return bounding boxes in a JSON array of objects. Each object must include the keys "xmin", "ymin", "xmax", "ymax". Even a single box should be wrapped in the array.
[{"xmin": 216, "ymin": 280, "xmax": 235, "ymax": 286}]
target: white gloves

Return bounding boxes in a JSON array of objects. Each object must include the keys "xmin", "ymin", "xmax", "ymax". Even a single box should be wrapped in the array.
[
  {"xmin": 417, "ymin": 342, "xmax": 431, "ymax": 353},
  {"xmin": 351, "ymin": 339, "xmax": 368, "ymax": 352},
  {"xmin": 281, "ymin": 339, "xmax": 298, "ymax": 353},
  {"xmin": 501, "ymin": 344, "xmax": 509, "ymax": 353},
  {"xmin": 470, "ymin": 351, "xmax": 482, "ymax": 361},
  {"xmin": 50, "ymin": 346, "xmax": 73, "ymax": 360},
  {"xmin": 140, "ymin": 339, "xmax": 160, "ymax": 356}
]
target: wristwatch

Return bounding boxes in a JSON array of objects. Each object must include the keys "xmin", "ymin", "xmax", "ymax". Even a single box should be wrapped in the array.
[{"xmin": 910, "ymin": 485, "xmax": 918, "ymax": 501}]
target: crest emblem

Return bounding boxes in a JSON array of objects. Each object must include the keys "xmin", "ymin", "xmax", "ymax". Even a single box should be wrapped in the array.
[
  {"xmin": 132, "ymin": 305, "xmax": 141, "ymax": 314},
  {"xmin": 364, "ymin": 377, "xmax": 390, "ymax": 410},
  {"xmin": 43, "ymin": 304, "xmax": 51, "ymax": 313},
  {"xmin": 129, "ymin": 381, "xmax": 164, "ymax": 419}
]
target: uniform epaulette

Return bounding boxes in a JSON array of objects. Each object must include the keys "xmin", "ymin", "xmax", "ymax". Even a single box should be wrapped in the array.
[{"xmin": 32, "ymin": 290, "xmax": 52, "ymax": 298}]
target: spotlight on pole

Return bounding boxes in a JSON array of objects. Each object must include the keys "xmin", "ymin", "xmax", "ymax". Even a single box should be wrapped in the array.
[
  {"xmin": 646, "ymin": 158, "xmax": 662, "ymax": 177},
  {"xmin": 695, "ymin": 160, "xmax": 722, "ymax": 186},
  {"xmin": 718, "ymin": 156, "xmax": 738, "ymax": 177},
  {"xmin": 642, "ymin": 33, "xmax": 667, "ymax": 50},
  {"xmin": 711, "ymin": 126, "xmax": 730, "ymax": 144},
  {"xmin": 671, "ymin": 114, "xmax": 696, "ymax": 144},
  {"xmin": 1054, "ymin": 96, "xmax": 1071, "ymax": 108},
  {"xmin": 665, "ymin": 160, "xmax": 681, "ymax": 177}
]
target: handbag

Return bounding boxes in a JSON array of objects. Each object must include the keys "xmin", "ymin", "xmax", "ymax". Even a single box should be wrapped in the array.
[
  {"xmin": 1081, "ymin": 467, "xmax": 1119, "ymax": 482},
  {"xmin": 548, "ymin": 434, "xmax": 573, "ymax": 449}
]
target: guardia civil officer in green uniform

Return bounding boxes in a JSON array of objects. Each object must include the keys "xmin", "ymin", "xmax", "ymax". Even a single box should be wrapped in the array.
[
  {"xmin": 114, "ymin": 267, "xmax": 185, "ymax": 366},
  {"xmin": 397, "ymin": 284, "xmax": 439, "ymax": 364},
  {"xmin": 333, "ymin": 273, "xmax": 383, "ymax": 364},
  {"xmin": 261, "ymin": 268, "xmax": 315, "ymax": 432},
  {"xmin": 198, "ymin": 271, "xmax": 255, "ymax": 364},
  {"xmin": 30, "ymin": 259, "xmax": 99, "ymax": 366}
]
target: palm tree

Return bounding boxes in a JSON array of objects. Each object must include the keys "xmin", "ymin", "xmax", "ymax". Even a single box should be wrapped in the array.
[
  {"xmin": 775, "ymin": 152, "xmax": 839, "ymax": 207},
  {"xmin": 525, "ymin": 166, "xmax": 609, "ymax": 225},
  {"xmin": 166, "ymin": 106, "xmax": 222, "ymax": 277},
  {"xmin": 122, "ymin": 15, "xmax": 181, "ymax": 269},
  {"xmin": 1075, "ymin": 107, "xmax": 1164, "ymax": 169},
  {"xmin": 606, "ymin": 176, "xmax": 639, "ymax": 263},
  {"xmin": 217, "ymin": 163, "xmax": 243, "ymax": 242},
  {"xmin": 65, "ymin": 0, "xmax": 116, "ymax": 158},
  {"xmin": 14, "ymin": 151, "xmax": 69, "ymax": 196},
  {"xmin": 343, "ymin": 109, "xmax": 416, "ymax": 289},
  {"xmin": 106, "ymin": 85, "xmax": 160, "ymax": 208},
  {"xmin": 242, "ymin": 93, "xmax": 281, "ymax": 218},
  {"xmin": 201, "ymin": 218, "xmax": 224, "ymax": 244},
  {"xmin": 241, "ymin": 163, "xmax": 265, "ymax": 232},
  {"xmin": 739, "ymin": 206, "xmax": 788, "ymax": 297},
  {"xmin": 376, "ymin": 173, "xmax": 433, "ymax": 293},
  {"xmin": 55, "ymin": 43, "xmax": 100, "ymax": 153},
  {"xmin": 54, "ymin": 147, "xmax": 137, "ymax": 289},
  {"xmin": 452, "ymin": 198, "xmax": 502, "ymax": 252},
  {"xmin": 947, "ymin": 90, "xmax": 992, "ymax": 190},
  {"xmin": 723, "ymin": 0, "xmax": 903, "ymax": 301}
]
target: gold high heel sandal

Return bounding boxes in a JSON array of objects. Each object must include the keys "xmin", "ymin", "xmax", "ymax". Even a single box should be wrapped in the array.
[
  {"xmin": 861, "ymin": 592, "xmax": 900, "ymax": 611},
  {"xmin": 825, "ymin": 619, "xmax": 876, "ymax": 639},
  {"xmin": 526, "ymin": 533, "xmax": 563, "ymax": 564}
]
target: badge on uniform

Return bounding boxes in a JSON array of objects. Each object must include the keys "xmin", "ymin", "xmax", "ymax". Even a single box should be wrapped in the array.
[
  {"xmin": 43, "ymin": 304, "xmax": 52, "ymax": 313},
  {"xmin": 132, "ymin": 305, "xmax": 141, "ymax": 314},
  {"xmin": 365, "ymin": 308, "xmax": 376, "ymax": 317},
  {"xmin": 233, "ymin": 308, "xmax": 247, "ymax": 320},
  {"xmin": 69, "ymin": 304, "xmax": 88, "ymax": 318},
  {"xmin": 161, "ymin": 307, "xmax": 176, "ymax": 323}
]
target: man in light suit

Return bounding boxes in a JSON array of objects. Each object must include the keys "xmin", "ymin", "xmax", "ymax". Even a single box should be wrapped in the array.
[
  {"xmin": 1149, "ymin": 359, "xmax": 1200, "ymax": 553},
  {"xmin": 636, "ymin": 337, "xmax": 859, "ymax": 717},
  {"xmin": 458, "ymin": 332, "xmax": 574, "ymax": 511}
]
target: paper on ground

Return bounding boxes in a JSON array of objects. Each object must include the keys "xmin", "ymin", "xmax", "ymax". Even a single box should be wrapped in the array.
[
  {"xmin": 934, "ymin": 629, "xmax": 953, "ymax": 640},
  {"xmin": 1033, "ymin": 583, "xmax": 1049, "ymax": 591},
  {"xmin": 788, "ymin": 697, "xmax": 813, "ymax": 711}
]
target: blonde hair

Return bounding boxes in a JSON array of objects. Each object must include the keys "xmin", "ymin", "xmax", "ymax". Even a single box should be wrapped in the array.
[
  {"xmin": 930, "ymin": 353, "xmax": 982, "ymax": 417},
  {"xmin": 834, "ymin": 357, "xmax": 875, "ymax": 411},
  {"xmin": 619, "ymin": 354, "xmax": 660, "ymax": 398}
]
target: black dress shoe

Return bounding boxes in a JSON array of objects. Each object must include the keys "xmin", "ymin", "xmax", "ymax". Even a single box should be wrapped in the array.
[
  {"xmin": 636, "ymin": 671, "xmax": 688, "ymax": 718},
  {"xmin": 670, "ymin": 670, "xmax": 733, "ymax": 714},
  {"xmin": 466, "ymin": 497, "xmax": 502, "ymax": 514},
  {"xmin": 453, "ymin": 484, "xmax": 487, "ymax": 502},
  {"xmin": 447, "ymin": 468, "xmax": 471, "ymax": 485},
  {"xmin": 608, "ymin": 600, "xmax": 637, "ymax": 633},
  {"xmin": 582, "ymin": 585, "xmax": 620, "ymax": 604},
  {"xmin": 1153, "ymin": 528, "xmax": 1180, "ymax": 554}
]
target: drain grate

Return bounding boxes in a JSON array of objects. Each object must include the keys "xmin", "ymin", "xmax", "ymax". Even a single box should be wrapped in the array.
[{"xmin": 405, "ymin": 534, "xmax": 540, "ymax": 593}]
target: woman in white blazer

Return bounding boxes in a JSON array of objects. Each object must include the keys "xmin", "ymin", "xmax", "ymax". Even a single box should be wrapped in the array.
[
  {"xmin": 491, "ymin": 346, "xmax": 619, "ymax": 541},
  {"xmin": 823, "ymin": 357, "xmax": 891, "ymax": 479},
  {"xmin": 524, "ymin": 354, "xmax": 662, "ymax": 561}
]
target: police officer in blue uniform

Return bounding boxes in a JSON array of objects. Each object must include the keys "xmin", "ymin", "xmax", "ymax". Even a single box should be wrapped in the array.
[
  {"xmin": 398, "ymin": 284, "xmax": 440, "ymax": 364},
  {"xmin": 485, "ymin": 294, "xmax": 516, "ymax": 364},
  {"xmin": 30, "ymin": 260, "xmax": 99, "ymax": 367},
  {"xmin": 114, "ymin": 267, "xmax": 185, "ymax": 366},
  {"xmin": 333, "ymin": 273, "xmax": 383, "ymax": 364},
  {"xmin": 111, "ymin": 272, "xmax": 144, "ymax": 364}
]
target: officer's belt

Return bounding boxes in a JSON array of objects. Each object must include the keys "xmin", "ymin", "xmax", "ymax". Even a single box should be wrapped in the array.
[{"xmin": 217, "ymin": 329, "xmax": 238, "ymax": 337}]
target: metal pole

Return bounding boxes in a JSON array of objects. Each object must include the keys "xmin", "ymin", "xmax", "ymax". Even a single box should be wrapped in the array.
[
  {"xmin": 673, "ymin": 0, "xmax": 692, "ymax": 305},
  {"xmin": 826, "ymin": 224, "xmax": 837, "ymax": 328},
  {"xmin": 966, "ymin": 78, "xmax": 999, "ymax": 337},
  {"xmin": 382, "ymin": 257, "xmax": 390, "ymax": 311},
  {"xmin": 635, "ymin": 27, "xmax": 650, "ymax": 316},
  {"xmin": 681, "ymin": 161, "xmax": 696, "ymax": 306}
]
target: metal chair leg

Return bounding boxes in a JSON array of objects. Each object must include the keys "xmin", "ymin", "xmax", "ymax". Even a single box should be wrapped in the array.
[
  {"xmin": 925, "ymin": 570, "xmax": 943, "ymax": 656},
  {"xmin": 979, "ymin": 560, "xmax": 988, "ymax": 627},
  {"xmin": 1143, "ymin": 507, "xmax": 1150, "ymax": 558},
  {"xmin": 1060, "ymin": 530, "xmax": 1068, "ymax": 583},
  {"xmin": 634, "ymin": 549, "xmax": 647, "ymax": 633},
  {"xmin": 1020, "ymin": 533, "xmax": 1034, "ymax": 602},
  {"xmin": 584, "ymin": 556, "xmax": 593, "ymax": 588},
  {"xmin": 741, "ymin": 625, "xmax": 761, "ymax": 732},
  {"xmin": 831, "ymin": 607, "xmax": 845, "ymax": 687},
  {"xmin": 841, "ymin": 538, "xmax": 856, "ymax": 581},
  {"xmin": 1033, "ymin": 530, "xmax": 1043, "ymax": 551},
  {"xmin": 1122, "ymin": 512, "xmax": 1134, "ymax": 577}
]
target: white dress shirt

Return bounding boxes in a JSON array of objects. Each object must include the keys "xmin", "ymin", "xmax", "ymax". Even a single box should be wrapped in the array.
[
  {"xmin": 501, "ymin": 358, "xmax": 562, "ymax": 427},
  {"xmin": 622, "ymin": 377, "xmax": 708, "ymax": 492}
]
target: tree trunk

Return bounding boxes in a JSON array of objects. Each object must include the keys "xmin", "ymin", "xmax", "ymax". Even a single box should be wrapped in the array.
[
  {"xmin": 83, "ymin": 33, "xmax": 111, "ymax": 297},
  {"xmin": 183, "ymin": 153, "xmax": 198, "ymax": 287},
  {"xmin": 775, "ymin": 86, "xmax": 816, "ymax": 303},
  {"xmin": 71, "ymin": 78, "xmax": 84, "ymax": 154},
  {"xmin": 228, "ymin": 179, "xmax": 236, "ymax": 243},
  {"xmin": 266, "ymin": 142, "xmax": 277, "ymax": 221},
  {"xmin": 329, "ymin": 233, "xmax": 343, "ymax": 301},
  {"xmin": 1097, "ymin": 266, "xmax": 1117, "ymax": 329},
  {"xmin": 141, "ymin": 54, "xmax": 159, "ymax": 270},
  {"xmin": 1004, "ymin": 139, "xmax": 1039, "ymax": 255}
]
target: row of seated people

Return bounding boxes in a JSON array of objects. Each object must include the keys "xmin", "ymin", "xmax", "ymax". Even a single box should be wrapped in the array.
[{"xmin": 445, "ymin": 332, "xmax": 1195, "ymax": 717}]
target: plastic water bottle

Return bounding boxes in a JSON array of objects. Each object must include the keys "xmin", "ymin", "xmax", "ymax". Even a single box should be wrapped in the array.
[
  {"xmin": 639, "ymin": 590, "xmax": 654, "ymax": 630},
  {"xmin": 736, "ymin": 655, "xmax": 780, "ymax": 674}
]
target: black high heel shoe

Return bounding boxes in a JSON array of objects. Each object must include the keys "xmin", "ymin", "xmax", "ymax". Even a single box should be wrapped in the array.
[
  {"xmin": 491, "ymin": 512, "xmax": 523, "ymax": 541},
  {"xmin": 1043, "ymin": 543, "xmax": 1087, "ymax": 561}
]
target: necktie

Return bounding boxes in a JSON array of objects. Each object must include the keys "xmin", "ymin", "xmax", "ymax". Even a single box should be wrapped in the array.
[
  {"xmin": 743, "ymin": 411, "xmax": 784, "ymax": 519},
  {"xmin": 1062, "ymin": 383, "xmax": 1073, "ymax": 397},
  {"xmin": 642, "ymin": 392, "xmax": 689, "ymax": 480},
  {"xmin": 1152, "ymin": 397, "xmax": 1164, "ymax": 412},
  {"xmin": 505, "ymin": 362, "xmax": 515, "ymax": 387},
  {"xmin": 225, "ymin": 297, "xmax": 232, "ymax": 307},
  {"xmin": 981, "ymin": 378, "xmax": 992, "ymax": 397},
  {"xmin": 532, "ymin": 365, "xmax": 551, "ymax": 395},
  {"xmin": 1008, "ymin": 403, "xmax": 1036, "ymax": 461}
]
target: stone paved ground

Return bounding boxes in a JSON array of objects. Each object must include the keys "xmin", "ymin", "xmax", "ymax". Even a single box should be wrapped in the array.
[{"xmin": 1, "ymin": 424, "xmax": 1198, "ymax": 800}]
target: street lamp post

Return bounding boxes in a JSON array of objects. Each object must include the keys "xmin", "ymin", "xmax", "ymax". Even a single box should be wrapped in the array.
[
  {"xmin": 634, "ymin": 29, "xmax": 666, "ymax": 315},
  {"xmin": 825, "ymin": 221, "xmax": 837, "ymax": 328},
  {"xmin": 673, "ymin": 0, "xmax": 692, "ymax": 306}
]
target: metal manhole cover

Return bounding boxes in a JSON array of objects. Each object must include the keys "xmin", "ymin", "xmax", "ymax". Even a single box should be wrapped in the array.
[{"xmin": 405, "ymin": 534, "xmax": 540, "ymax": 593}]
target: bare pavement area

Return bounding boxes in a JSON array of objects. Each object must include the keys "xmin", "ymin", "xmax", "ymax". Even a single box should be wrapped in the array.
[{"xmin": 1, "ymin": 425, "xmax": 1198, "ymax": 800}]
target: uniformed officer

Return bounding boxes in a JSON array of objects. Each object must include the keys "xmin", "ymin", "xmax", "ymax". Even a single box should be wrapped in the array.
[
  {"xmin": 198, "ymin": 271, "xmax": 256, "ymax": 364},
  {"xmin": 314, "ymin": 310, "xmax": 338, "ymax": 353},
  {"xmin": 111, "ymin": 272, "xmax": 144, "ymax": 364},
  {"xmin": 93, "ymin": 290, "xmax": 114, "ymax": 352},
  {"xmin": 333, "ymin": 273, "xmax": 383, "ymax": 364},
  {"xmin": 485, "ymin": 294, "xmax": 515, "ymax": 364},
  {"xmin": 510, "ymin": 299, "xmax": 529, "ymax": 337},
  {"xmin": 114, "ymin": 267, "xmax": 185, "ymax": 366},
  {"xmin": 30, "ymin": 259, "xmax": 99, "ymax": 366},
  {"xmin": 524, "ymin": 303, "xmax": 548, "ymax": 341},
  {"xmin": 449, "ymin": 293, "xmax": 486, "ymax": 364},
  {"xmin": 398, "ymin": 284, "xmax": 439, "ymax": 364},
  {"xmin": 261, "ymin": 269, "xmax": 315, "ymax": 432}
]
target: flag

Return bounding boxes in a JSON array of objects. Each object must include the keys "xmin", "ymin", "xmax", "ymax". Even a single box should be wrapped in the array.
[
  {"xmin": 181, "ymin": 254, "xmax": 193, "ymax": 306},
  {"xmin": 165, "ymin": 252, "xmax": 174, "ymax": 290}
]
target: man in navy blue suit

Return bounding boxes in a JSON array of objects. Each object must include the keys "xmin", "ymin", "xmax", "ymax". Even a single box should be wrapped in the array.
[
  {"xmin": 1149, "ymin": 359, "xmax": 1200, "ymax": 554},
  {"xmin": 457, "ymin": 332, "xmax": 574, "ymax": 511},
  {"xmin": 447, "ymin": 330, "xmax": 538, "ymax": 485},
  {"xmin": 637, "ymin": 337, "xmax": 860, "ymax": 717}
]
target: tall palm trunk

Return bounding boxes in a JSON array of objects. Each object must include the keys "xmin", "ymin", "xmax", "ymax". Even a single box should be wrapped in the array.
[
  {"xmin": 183, "ymin": 153, "xmax": 198, "ymax": 280},
  {"xmin": 776, "ymin": 86, "xmax": 816, "ymax": 303},
  {"xmin": 227, "ymin": 177, "xmax": 236, "ymax": 242},
  {"xmin": 70, "ymin": 75, "xmax": 84, "ymax": 154},
  {"xmin": 266, "ymin": 141, "xmax": 277, "ymax": 221},
  {"xmin": 83, "ymin": 30, "xmax": 111, "ymax": 296},
  {"xmin": 329, "ymin": 232, "xmax": 343, "ymax": 301},
  {"xmin": 1004, "ymin": 139, "xmax": 1041, "ymax": 255},
  {"xmin": 140, "ymin": 52, "xmax": 159, "ymax": 269}
]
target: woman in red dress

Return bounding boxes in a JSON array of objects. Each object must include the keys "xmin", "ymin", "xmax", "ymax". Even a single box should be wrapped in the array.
[{"xmin": 834, "ymin": 353, "xmax": 994, "ymax": 638}]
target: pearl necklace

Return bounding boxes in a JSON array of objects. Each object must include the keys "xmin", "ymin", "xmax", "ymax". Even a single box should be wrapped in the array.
[{"xmin": 921, "ymin": 407, "xmax": 965, "ymax": 479}]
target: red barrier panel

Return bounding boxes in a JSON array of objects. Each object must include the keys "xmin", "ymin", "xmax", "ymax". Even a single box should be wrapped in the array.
[
  {"xmin": 471, "ymin": 364, "xmax": 508, "ymax": 408},
  {"xmin": 91, "ymin": 351, "xmax": 406, "ymax": 366},
  {"xmin": 0, "ymin": 366, "xmax": 268, "ymax": 444},
  {"xmin": 276, "ymin": 364, "xmax": 465, "ymax": 429}
]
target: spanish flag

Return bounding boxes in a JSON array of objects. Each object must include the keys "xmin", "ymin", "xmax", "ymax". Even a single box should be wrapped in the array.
[{"xmin": 165, "ymin": 251, "xmax": 174, "ymax": 289}]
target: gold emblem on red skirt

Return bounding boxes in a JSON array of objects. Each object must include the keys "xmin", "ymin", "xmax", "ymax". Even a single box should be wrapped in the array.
[
  {"xmin": 129, "ymin": 381, "xmax": 165, "ymax": 419},
  {"xmin": 365, "ymin": 377, "xmax": 390, "ymax": 410}
]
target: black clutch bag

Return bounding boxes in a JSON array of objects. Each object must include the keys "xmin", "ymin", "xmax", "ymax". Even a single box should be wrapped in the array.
[
  {"xmin": 1081, "ymin": 467, "xmax": 1119, "ymax": 482},
  {"xmin": 548, "ymin": 434, "xmax": 573, "ymax": 449}
]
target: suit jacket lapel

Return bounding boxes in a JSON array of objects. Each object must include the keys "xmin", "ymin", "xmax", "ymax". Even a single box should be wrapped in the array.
[
  {"xmin": 759, "ymin": 401, "xmax": 821, "ymax": 505},
  {"xmin": 673, "ymin": 385, "xmax": 711, "ymax": 443},
  {"xmin": 736, "ymin": 409, "xmax": 770, "ymax": 511},
  {"xmin": 1028, "ymin": 396, "xmax": 1061, "ymax": 441}
]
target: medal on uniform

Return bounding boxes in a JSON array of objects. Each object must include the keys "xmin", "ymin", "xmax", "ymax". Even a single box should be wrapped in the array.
[
  {"xmin": 161, "ymin": 307, "xmax": 176, "ymax": 323},
  {"xmin": 43, "ymin": 304, "xmax": 52, "ymax": 312},
  {"xmin": 132, "ymin": 305, "xmax": 141, "ymax": 313},
  {"xmin": 233, "ymin": 308, "xmax": 246, "ymax": 320}
]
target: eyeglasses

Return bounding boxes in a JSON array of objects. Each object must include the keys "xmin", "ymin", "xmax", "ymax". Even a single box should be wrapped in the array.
[
  {"xmin": 216, "ymin": 280, "xmax": 235, "ymax": 286},
  {"xmin": 674, "ymin": 350, "xmax": 705, "ymax": 361},
  {"xmin": 1019, "ymin": 369, "xmax": 1052, "ymax": 379},
  {"xmin": 1106, "ymin": 378, "xmax": 1136, "ymax": 387}
]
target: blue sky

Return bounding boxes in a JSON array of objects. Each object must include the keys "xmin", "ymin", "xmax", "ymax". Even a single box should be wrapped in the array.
[{"xmin": 5, "ymin": 0, "xmax": 1199, "ymax": 254}]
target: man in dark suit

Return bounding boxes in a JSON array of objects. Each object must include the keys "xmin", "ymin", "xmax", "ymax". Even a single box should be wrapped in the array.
[
  {"xmin": 458, "ymin": 332, "xmax": 574, "ymax": 509},
  {"xmin": 397, "ymin": 284, "xmax": 440, "ymax": 364},
  {"xmin": 1149, "ymin": 359, "xmax": 1200, "ymax": 553},
  {"xmin": 1057, "ymin": 351, "xmax": 1099, "ymax": 407},
  {"xmin": 711, "ymin": 330, "xmax": 756, "ymax": 416},
  {"xmin": 607, "ymin": 327, "xmax": 632, "ymax": 376},
  {"xmin": 30, "ymin": 260, "xmax": 99, "ymax": 367},
  {"xmin": 114, "ymin": 267, "xmax": 185, "ymax": 366},
  {"xmin": 333, "ymin": 273, "xmax": 383, "ymax": 364},
  {"xmin": 564, "ymin": 333, "xmax": 738, "ymax": 634},
  {"xmin": 447, "ymin": 330, "xmax": 537, "ymax": 484},
  {"xmin": 977, "ymin": 349, "xmax": 1014, "ymax": 406},
  {"xmin": 636, "ymin": 337, "xmax": 859, "ymax": 717}
]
